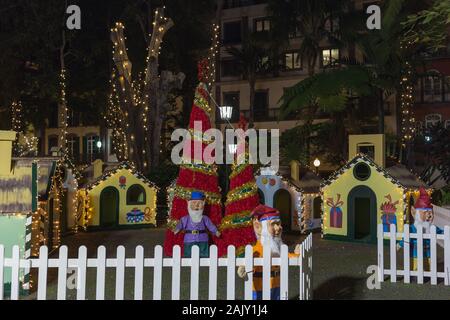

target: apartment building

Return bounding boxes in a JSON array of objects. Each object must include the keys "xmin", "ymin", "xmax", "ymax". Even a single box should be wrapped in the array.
[
  {"xmin": 214, "ymin": 0, "xmax": 399, "ymax": 170},
  {"xmin": 44, "ymin": 105, "xmax": 117, "ymax": 165}
]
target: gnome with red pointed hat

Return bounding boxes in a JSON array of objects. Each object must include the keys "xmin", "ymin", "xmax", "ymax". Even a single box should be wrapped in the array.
[
  {"xmin": 399, "ymin": 187, "xmax": 443, "ymax": 271},
  {"xmin": 236, "ymin": 205, "xmax": 300, "ymax": 300}
]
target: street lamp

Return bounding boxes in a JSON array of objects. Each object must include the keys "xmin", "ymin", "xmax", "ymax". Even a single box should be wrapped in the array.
[
  {"xmin": 313, "ymin": 158, "xmax": 321, "ymax": 174},
  {"xmin": 219, "ymin": 105, "xmax": 233, "ymax": 121}
]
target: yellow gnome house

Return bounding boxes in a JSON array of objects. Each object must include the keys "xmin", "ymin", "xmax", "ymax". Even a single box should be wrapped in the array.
[
  {"xmin": 321, "ymin": 134, "xmax": 429, "ymax": 243},
  {"xmin": 77, "ymin": 161, "xmax": 158, "ymax": 229}
]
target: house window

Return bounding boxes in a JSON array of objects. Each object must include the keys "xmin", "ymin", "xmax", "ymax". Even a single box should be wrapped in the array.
[
  {"xmin": 254, "ymin": 17, "xmax": 270, "ymax": 32},
  {"xmin": 127, "ymin": 184, "xmax": 146, "ymax": 205},
  {"xmin": 48, "ymin": 135, "xmax": 58, "ymax": 154},
  {"xmin": 425, "ymin": 114, "xmax": 442, "ymax": 128},
  {"xmin": 353, "ymin": 162, "xmax": 371, "ymax": 181},
  {"xmin": 254, "ymin": 90, "xmax": 269, "ymax": 120},
  {"xmin": 424, "ymin": 76, "xmax": 442, "ymax": 102},
  {"xmin": 322, "ymin": 48, "xmax": 339, "ymax": 67},
  {"xmin": 284, "ymin": 52, "xmax": 301, "ymax": 70},
  {"xmin": 221, "ymin": 59, "xmax": 240, "ymax": 77},
  {"xmin": 223, "ymin": 21, "xmax": 242, "ymax": 44}
]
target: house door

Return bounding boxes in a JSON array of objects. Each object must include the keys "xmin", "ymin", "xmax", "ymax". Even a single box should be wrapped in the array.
[
  {"xmin": 274, "ymin": 189, "xmax": 292, "ymax": 231},
  {"xmin": 100, "ymin": 187, "xmax": 119, "ymax": 228},
  {"xmin": 348, "ymin": 186, "xmax": 377, "ymax": 243}
]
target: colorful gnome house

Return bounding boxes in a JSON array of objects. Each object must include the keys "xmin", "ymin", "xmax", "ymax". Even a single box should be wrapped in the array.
[
  {"xmin": 322, "ymin": 134, "xmax": 430, "ymax": 243},
  {"xmin": 77, "ymin": 162, "xmax": 158, "ymax": 229}
]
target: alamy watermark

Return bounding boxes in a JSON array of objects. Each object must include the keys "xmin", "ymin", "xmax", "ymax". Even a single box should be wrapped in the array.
[{"xmin": 171, "ymin": 121, "xmax": 279, "ymax": 172}]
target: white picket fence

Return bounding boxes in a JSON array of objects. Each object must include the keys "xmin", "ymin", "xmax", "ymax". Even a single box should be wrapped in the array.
[
  {"xmin": 377, "ymin": 224, "xmax": 450, "ymax": 285},
  {"xmin": 0, "ymin": 233, "xmax": 312, "ymax": 300}
]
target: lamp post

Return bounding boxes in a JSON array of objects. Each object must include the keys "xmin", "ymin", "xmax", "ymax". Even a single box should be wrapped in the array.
[
  {"xmin": 313, "ymin": 158, "xmax": 320, "ymax": 175},
  {"xmin": 219, "ymin": 105, "xmax": 234, "ymax": 195}
]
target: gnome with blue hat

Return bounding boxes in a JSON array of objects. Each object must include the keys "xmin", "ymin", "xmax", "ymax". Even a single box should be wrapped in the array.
[{"xmin": 174, "ymin": 191, "xmax": 221, "ymax": 257}]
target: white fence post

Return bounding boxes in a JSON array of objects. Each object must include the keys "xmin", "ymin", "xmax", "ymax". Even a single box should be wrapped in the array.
[
  {"xmin": 56, "ymin": 245, "xmax": 68, "ymax": 300},
  {"xmin": 403, "ymin": 225, "xmax": 410, "ymax": 284},
  {"xmin": 171, "ymin": 245, "xmax": 181, "ymax": 300},
  {"xmin": 37, "ymin": 246, "xmax": 49, "ymax": 300},
  {"xmin": 10, "ymin": 245, "xmax": 20, "ymax": 300},
  {"xmin": 430, "ymin": 226, "xmax": 437, "ymax": 285},
  {"xmin": 134, "ymin": 245, "xmax": 144, "ymax": 300},
  {"xmin": 76, "ymin": 246, "xmax": 87, "ymax": 300},
  {"xmin": 280, "ymin": 244, "xmax": 288, "ymax": 300},
  {"xmin": 190, "ymin": 245, "xmax": 200, "ymax": 300},
  {"xmin": 244, "ymin": 245, "xmax": 253, "ymax": 300},
  {"xmin": 298, "ymin": 243, "xmax": 304, "ymax": 300},
  {"xmin": 445, "ymin": 226, "xmax": 450, "ymax": 286},
  {"xmin": 417, "ymin": 227, "xmax": 424, "ymax": 284},
  {"xmin": 115, "ymin": 246, "xmax": 125, "ymax": 300},
  {"xmin": 226, "ymin": 245, "xmax": 236, "ymax": 300},
  {"xmin": 389, "ymin": 224, "xmax": 397, "ymax": 283},
  {"xmin": 96, "ymin": 246, "xmax": 106, "ymax": 300},
  {"xmin": 262, "ymin": 243, "xmax": 271, "ymax": 300},
  {"xmin": 0, "ymin": 245, "xmax": 4, "ymax": 300},
  {"xmin": 377, "ymin": 224, "xmax": 384, "ymax": 283},
  {"xmin": 208, "ymin": 245, "xmax": 218, "ymax": 300},
  {"xmin": 153, "ymin": 245, "xmax": 163, "ymax": 300}
]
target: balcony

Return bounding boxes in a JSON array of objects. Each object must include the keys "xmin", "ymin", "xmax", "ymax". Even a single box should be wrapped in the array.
[{"xmin": 222, "ymin": 0, "xmax": 267, "ymax": 9}]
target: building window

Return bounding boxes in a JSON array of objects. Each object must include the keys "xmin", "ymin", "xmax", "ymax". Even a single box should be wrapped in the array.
[
  {"xmin": 67, "ymin": 135, "xmax": 79, "ymax": 159},
  {"xmin": 48, "ymin": 135, "xmax": 58, "ymax": 154},
  {"xmin": 425, "ymin": 114, "xmax": 442, "ymax": 128},
  {"xmin": 223, "ymin": 21, "xmax": 242, "ymax": 44},
  {"xmin": 353, "ymin": 162, "xmax": 371, "ymax": 181},
  {"xmin": 127, "ymin": 184, "xmax": 146, "ymax": 205},
  {"xmin": 284, "ymin": 52, "xmax": 301, "ymax": 70},
  {"xmin": 254, "ymin": 17, "xmax": 270, "ymax": 32},
  {"xmin": 322, "ymin": 48, "xmax": 339, "ymax": 67},
  {"xmin": 445, "ymin": 76, "xmax": 450, "ymax": 101},
  {"xmin": 67, "ymin": 108, "xmax": 81, "ymax": 127},
  {"xmin": 424, "ymin": 76, "xmax": 442, "ymax": 102},
  {"xmin": 254, "ymin": 90, "xmax": 269, "ymax": 120},
  {"xmin": 222, "ymin": 92, "xmax": 240, "ymax": 121},
  {"xmin": 324, "ymin": 16, "xmax": 339, "ymax": 33},
  {"xmin": 221, "ymin": 59, "xmax": 240, "ymax": 77}
]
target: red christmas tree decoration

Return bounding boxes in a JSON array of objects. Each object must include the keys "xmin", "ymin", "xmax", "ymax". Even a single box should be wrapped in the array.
[
  {"xmin": 218, "ymin": 114, "xmax": 259, "ymax": 257},
  {"xmin": 164, "ymin": 62, "xmax": 223, "ymax": 256}
]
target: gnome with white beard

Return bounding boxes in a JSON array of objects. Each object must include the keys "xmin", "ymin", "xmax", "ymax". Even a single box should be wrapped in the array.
[
  {"xmin": 399, "ymin": 187, "xmax": 443, "ymax": 271},
  {"xmin": 174, "ymin": 191, "xmax": 220, "ymax": 258},
  {"xmin": 237, "ymin": 205, "xmax": 300, "ymax": 300}
]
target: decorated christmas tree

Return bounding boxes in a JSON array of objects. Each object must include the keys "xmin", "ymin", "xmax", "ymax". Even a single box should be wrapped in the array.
[
  {"xmin": 163, "ymin": 61, "xmax": 223, "ymax": 257},
  {"xmin": 218, "ymin": 114, "xmax": 259, "ymax": 257}
]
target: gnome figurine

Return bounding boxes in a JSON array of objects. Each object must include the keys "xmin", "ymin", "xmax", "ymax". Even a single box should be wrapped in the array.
[
  {"xmin": 173, "ymin": 191, "xmax": 221, "ymax": 258},
  {"xmin": 399, "ymin": 187, "xmax": 443, "ymax": 271}
]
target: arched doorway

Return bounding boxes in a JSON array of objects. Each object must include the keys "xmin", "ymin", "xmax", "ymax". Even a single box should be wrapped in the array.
[
  {"xmin": 274, "ymin": 189, "xmax": 291, "ymax": 231},
  {"xmin": 100, "ymin": 187, "xmax": 119, "ymax": 227},
  {"xmin": 347, "ymin": 186, "xmax": 377, "ymax": 243},
  {"xmin": 257, "ymin": 188, "xmax": 265, "ymax": 204}
]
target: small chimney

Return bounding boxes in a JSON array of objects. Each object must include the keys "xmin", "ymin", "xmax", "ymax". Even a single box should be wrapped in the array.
[
  {"xmin": 0, "ymin": 131, "xmax": 17, "ymax": 175},
  {"xmin": 93, "ymin": 159, "xmax": 104, "ymax": 179},
  {"xmin": 289, "ymin": 160, "xmax": 300, "ymax": 182}
]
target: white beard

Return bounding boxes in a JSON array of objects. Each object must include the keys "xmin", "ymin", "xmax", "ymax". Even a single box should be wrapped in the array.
[
  {"xmin": 414, "ymin": 212, "xmax": 431, "ymax": 233},
  {"xmin": 188, "ymin": 207, "xmax": 204, "ymax": 223},
  {"xmin": 260, "ymin": 220, "xmax": 284, "ymax": 257}
]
